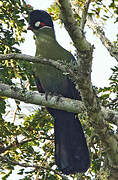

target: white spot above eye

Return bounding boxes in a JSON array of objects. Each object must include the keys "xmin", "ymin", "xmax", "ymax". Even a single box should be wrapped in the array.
[{"xmin": 35, "ymin": 21, "xmax": 41, "ymax": 27}]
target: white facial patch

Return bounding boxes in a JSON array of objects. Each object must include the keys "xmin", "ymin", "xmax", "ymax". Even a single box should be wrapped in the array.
[{"xmin": 35, "ymin": 21, "xmax": 41, "ymax": 27}]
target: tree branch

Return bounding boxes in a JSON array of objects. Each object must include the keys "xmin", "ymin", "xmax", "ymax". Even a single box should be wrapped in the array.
[
  {"xmin": 0, "ymin": 82, "xmax": 117, "ymax": 126},
  {"xmin": 72, "ymin": 3, "xmax": 118, "ymax": 62},
  {"xmin": 80, "ymin": 0, "xmax": 91, "ymax": 31},
  {"xmin": 58, "ymin": 0, "xmax": 118, "ymax": 169},
  {"xmin": 103, "ymin": 107, "xmax": 118, "ymax": 127},
  {"xmin": 0, "ymin": 53, "xmax": 70, "ymax": 73},
  {"xmin": 0, "ymin": 138, "xmax": 33, "ymax": 154},
  {"xmin": 0, "ymin": 136, "xmax": 54, "ymax": 154},
  {"xmin": 87, "ymin": 17, "xmax": 118, "ymax": 62},
  {"xmin": 0, "ymin": 53, "xmax": 79, "ymax": 85},
  {"xmin": 58, "ymin": 0, "xmax": 94, "ymax": 113},
  {"xmin": 0, "ymin": 156, "xmax": 64, "ymax": 177},
  {"xmin": 0, "ymin": 82, "xmax": 85, "ymax": 114},
  {"xmin": 58, "ymin": 0, "xmax": 92, "ymax": 52}
]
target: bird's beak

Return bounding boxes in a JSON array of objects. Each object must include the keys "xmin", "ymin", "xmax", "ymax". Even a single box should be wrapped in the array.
[{"xmin": 27, "ymin": 25, "xmax": 33, "ymax": 30}]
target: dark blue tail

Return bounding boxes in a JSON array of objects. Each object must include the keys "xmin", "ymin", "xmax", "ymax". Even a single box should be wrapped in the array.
[{"xmin": 47, "ymin": 108, "xmax": 90, "ymax": 175}]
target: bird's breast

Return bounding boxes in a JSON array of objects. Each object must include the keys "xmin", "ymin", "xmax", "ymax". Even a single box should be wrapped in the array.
[{"xmin": 33, "ymin": 63, "xmax": 69, "ymax": 96}]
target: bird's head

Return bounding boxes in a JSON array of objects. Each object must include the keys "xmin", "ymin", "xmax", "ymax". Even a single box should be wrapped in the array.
[{"xmin": 27, "ymin": 10, "xmax": 54, "ymax": 31}]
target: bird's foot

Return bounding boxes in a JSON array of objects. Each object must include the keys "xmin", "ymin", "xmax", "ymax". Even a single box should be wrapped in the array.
[
  {"xmin": 55, "ymin": 94, "xmax": 62, "ymax": 102},
  {"xmin": 45, "ymin": 92, "xmax": 62, "ymax": 102}
]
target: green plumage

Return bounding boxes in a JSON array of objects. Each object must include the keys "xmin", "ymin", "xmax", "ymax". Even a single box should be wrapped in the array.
[{"xmin": 33, "ymin": 27, "xmax": 75, "ymax": 96}]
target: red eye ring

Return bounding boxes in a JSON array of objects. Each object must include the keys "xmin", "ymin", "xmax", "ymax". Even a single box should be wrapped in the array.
[{"xmin": 40, "ymin": 22, "xmax": 46, "ymax": 26}]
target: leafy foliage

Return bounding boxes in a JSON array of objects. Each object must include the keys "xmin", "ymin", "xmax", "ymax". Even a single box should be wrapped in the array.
[
  {"xmin": 0, "ymin": 0, "xmax": 34, "ymax": 118},
  {"xmin": 98, "ymin": 65, "xmax": 118, "ymax": 110},
  {"xmin": 0, "ymin": 0, "xmax": 34, "ymax": 85}
]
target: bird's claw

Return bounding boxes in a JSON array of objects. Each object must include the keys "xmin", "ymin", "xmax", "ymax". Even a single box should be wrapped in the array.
[
  {"xmin": 45, "ymin": 92, "xmax": 62, "ymax": 102},
  {"xmin": 55, "ymin": 94, "xmax": 62, "ymax": 102}
]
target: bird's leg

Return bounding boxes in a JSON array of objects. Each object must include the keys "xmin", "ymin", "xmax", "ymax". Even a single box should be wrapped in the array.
[{"xmin": 45, "ymin": 92, "xmax": 53, "ymax": 101}]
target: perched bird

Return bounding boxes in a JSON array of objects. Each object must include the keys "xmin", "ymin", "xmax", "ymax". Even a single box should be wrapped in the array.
[{"xmin": 28, "ymin": 10, "xmax": 90, "ymax": 175}]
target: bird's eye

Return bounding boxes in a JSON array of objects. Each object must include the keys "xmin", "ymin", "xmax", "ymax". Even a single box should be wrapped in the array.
[{"xmin": 35, "ymin": 21, "xmax": 41, "ymax": 27}]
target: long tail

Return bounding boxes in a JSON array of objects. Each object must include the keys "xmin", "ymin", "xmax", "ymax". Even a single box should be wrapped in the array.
[{"xmin": 47, "ymin": 108, "xmax": 90, "ymax": 175}]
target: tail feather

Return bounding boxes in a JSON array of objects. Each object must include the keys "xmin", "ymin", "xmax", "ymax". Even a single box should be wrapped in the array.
[{"xmin": 47, "ymin": 108, "xmax": 90, "ymax": 175}]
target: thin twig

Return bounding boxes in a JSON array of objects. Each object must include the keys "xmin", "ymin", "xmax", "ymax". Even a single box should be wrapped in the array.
[
  {"xmin": 0, "ymin": 136, "xmax": 54, "ymax": 154},
  {"xmin": 80, "ymin": 0, "xmax": 91, "ymax": 31},
  {"xmin": 0, "ymin": 53, "xmax": 77, "ymax": 82},
  {"xmin": 0, "ymin": 138, "xmax": 32, "ymax": 153},
  {"xmin": 0, "ymin": 155, "xmax": 64, "ymax": 177},
  {"xmin": 73, "ymin": 3, "xmax": 118, "ymax": 62}
]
